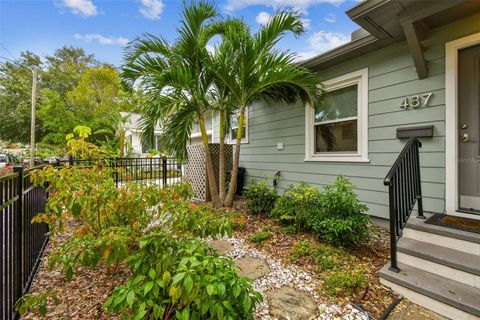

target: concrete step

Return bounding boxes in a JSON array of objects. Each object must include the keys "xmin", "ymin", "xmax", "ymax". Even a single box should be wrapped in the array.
[
  {"xmin": 397, "ymin": 238, "xmax": 480, "ymax": 288},
  {"xmin": 403, "ymin": 216, "xmax": 480, "ymax": 255},
  {"xmin": 379, "ymin": 263, "xmax": 480, "ymax": 320},
  {"xmin": 398, "ymin": 237, "xmax": 480, "ymax": 274}
]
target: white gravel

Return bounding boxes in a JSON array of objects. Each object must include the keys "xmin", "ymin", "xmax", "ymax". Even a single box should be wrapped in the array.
[{"xmin": 218, "ymin": 236, "xmax": 369, "ymax": 320}]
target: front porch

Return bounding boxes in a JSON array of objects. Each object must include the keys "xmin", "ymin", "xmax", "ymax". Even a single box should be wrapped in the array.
[{"xmin": 379, "ymin": 212, "xmax": 480, "ymax": 320}]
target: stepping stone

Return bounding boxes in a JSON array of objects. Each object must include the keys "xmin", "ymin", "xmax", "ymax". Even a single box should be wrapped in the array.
[
  {"xmin": 235, "ymin": 256, "xmax": 270, "ymax": 280},
  {"xmin": 208, "ymin": 239, "xmax": 234, "ymax": 254},
  {"xmin": 267, "ymin": 286, "xmax": 317, "ymax": 320}
]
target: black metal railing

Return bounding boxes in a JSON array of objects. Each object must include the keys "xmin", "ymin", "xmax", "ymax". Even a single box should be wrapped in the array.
[
  {"xmin": 57, "ymin": 157, "xmax": 184, "ymax": 188},
  {"xmin": 1, "ymin": 166, "xmax": 49, "ymax": 320},
  {"xmin": 0, "ymin": 156, "xmax": 183, "ymax": 319},
  {"xmin": 383, "ymin": 137, "xmax": 424, "ymax": 272}
]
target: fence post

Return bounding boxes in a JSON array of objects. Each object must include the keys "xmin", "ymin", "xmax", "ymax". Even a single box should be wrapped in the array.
[
  {"xmin": 13, "ymin": 165, "xmax": 24, "ymax": 311},
  {"xmin": 387, "ymin": 182, "xmax": 400, "ymax": 273},
  {"xmin": 162, "ymin": 157, "xmax": 168, "ymax": 186},
  {"xmin": 114, "ymin": 158, "xmax": 119, "ymax": 188},
  {"xmin": 415, "ymin": 142, "xmax": 425, "ymax": 219}
]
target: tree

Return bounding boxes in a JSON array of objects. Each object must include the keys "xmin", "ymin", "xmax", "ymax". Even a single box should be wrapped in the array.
[
  {"xmin": 43, "ymin": 46, "xmax": 98, "ymax": 98},
  {"xmin": 207, "ymin": 40, "xmax": 237, "ymax": 203},
  {"xmin": 214, "ymin": 12, "xmax": 323, "ymax": 206},
  {"xmin": 0, "ymin": 46, "xmax": 101, "ymax": 144},
  {"xmin": 37, "ymin": 89, "xmax": 76, "ymax": 145},
  {"xmin": 0, "ymin": 51, "xmax": 42, "ymax": 143},
  {"xmin": 122, "ymin": 1, "xmax": 222, "ymax": 206},
  {"xmin": 66, "ymin": 66, "xmax": 126, "ymax": 141},
  {"xmin": 36, "ymin": 65, "xmax": 134, "ymax": 149}
]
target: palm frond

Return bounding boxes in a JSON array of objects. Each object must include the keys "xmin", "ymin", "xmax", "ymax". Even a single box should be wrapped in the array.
[
  {"xmin": 159, "ymin": 103, "xmax": 197, "ymax": 160},
  {"xmin": 254, "ymin": 10, "xmax": 304, "ymax": 55}
]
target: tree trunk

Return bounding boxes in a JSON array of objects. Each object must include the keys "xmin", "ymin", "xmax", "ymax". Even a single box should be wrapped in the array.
[
  {"xmin": 224, "ymin": 109, "xmax": 244, "ymax": 207},
  {"xmin": 199, "ymin": 114, "xmax": 220, "ymax": 206},
  {"xmin": 219, "ymin": 110, "xmax": 226, "ymax": 203}
]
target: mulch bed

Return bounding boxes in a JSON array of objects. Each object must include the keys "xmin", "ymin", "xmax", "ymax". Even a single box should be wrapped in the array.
[
  {"xmin": 231, "ymin": 198, "xmax": 396, "ymax": 319},
  {"xmin": 23, "ymin": 219, "xmax": 129, "ymax": 320},
  {"xmin": 23, "ymin": 197, "xmax": 443, "ymax": 319}
]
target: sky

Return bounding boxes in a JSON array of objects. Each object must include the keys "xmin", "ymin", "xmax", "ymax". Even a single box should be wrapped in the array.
[{"xmin": 0, "ymin": 0, "xmax": 361, "ymax": 67}]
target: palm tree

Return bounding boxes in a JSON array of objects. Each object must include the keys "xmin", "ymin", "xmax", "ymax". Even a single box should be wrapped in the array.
[
  {"xmin": 206, "ymin": 37, "xmax": 239, "ymax": 203},
  {"xmin": 213, "ymin": 12, "xmax": 323, "ymax": 207},
  {"xmin": 121, "ymin": 1, "xmax": 222, "ymax": 205}
]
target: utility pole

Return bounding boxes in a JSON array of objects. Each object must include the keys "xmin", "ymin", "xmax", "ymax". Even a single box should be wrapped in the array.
[{"xmin": 30, "ymin": 68, "xmax": 37, "ymax": 168}]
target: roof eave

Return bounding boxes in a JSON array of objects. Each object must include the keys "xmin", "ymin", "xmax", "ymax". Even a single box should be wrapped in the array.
[
  {"xmin": 346, "ymin": 0, "xmax": 392, "ymax": 21},
  {"xmin": 299, "ymin": 34, "xmax": 385, "ymax": 71}
]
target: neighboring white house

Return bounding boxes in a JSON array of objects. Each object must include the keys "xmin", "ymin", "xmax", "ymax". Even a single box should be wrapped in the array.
[{"xmin": 120, "ymin": 112, "xmax": 213, "ymax": 156}]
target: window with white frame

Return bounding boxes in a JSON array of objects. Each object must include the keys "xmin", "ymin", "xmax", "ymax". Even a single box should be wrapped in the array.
[
  {"xmin": 142, "ymin": 134, "xmax": 162, "ymax": 153},
  {"xmin": 305, "ymin": 68, "xmax": 368, "ymax": 162},
  {"xmin": 229, "ymin": 107, "xmax": 248, "ymax": 143}
]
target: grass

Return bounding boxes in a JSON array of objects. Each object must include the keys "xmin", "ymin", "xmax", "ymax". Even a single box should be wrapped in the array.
[
  {"xmin": 289, "ymin": 239, "xmax": 367, "ymax": 297},
  {"xmin": 290, "ymin": 240, "xmax": 345, "ymax": 271},
  {"xmin": 249, "ymin": 225, "xmax": 273, "ymax": 244},
  {"xmin": 323, "ymin": 269, "xmax": 368, "ymax": 297}
]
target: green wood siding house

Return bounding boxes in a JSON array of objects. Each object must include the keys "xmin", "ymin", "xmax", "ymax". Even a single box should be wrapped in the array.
[
  {"xmin": 215, "ymin": 1, "xmax": 480, "ymax": 221},
  {"xmin": 212, "ymin": 2, "xmax": 480, "ymax": 317}
]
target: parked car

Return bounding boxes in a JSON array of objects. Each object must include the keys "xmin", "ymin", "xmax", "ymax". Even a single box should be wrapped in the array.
[
  {"xmin": 22, "ymin": 157, "xmax": 43, "ymax": 167},
  {"xmin": 44, "ymin": 157, "xmax": 59, "ymax": 164},
  {"xmin": 0, "ymin": 154, "xmax": 13, "ymax": 171}
]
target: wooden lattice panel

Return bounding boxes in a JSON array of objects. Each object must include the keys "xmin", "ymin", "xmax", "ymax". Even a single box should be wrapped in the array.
[
  {"xmin": 186, "ymin": 144, "xmax": 207, "ymax": 201},
  {"xmin": 186, "ymin": 144, "xmax": 232, "ymax": 201}
]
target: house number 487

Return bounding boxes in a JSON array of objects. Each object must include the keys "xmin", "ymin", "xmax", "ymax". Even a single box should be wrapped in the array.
[{"xmin": 399, "ymin": 93, "xmax": 433, "ymax": 109}]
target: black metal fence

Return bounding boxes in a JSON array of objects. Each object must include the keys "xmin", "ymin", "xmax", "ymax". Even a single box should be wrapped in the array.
[
  {"xmin": 0, "ymin": 157, "xmax": 183, "ymax": 319},
  {"xmin": 57, "ymin": 157, "xmax": 184, "ymax": 187},
  {"xmin": 383, "ymin": 137, "xmax": 424, "ymax": 272},
  {"xmin": 1, "ymin": 166, "xmax": 49, "ymax": 320}
]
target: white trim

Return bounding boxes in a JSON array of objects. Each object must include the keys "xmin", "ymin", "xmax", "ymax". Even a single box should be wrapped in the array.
[
  {"xmin": 190, "ymin": 130, "xmax": 213, "ymax": 139},
  {"xmin": 445, "ymin": 32, "xmax": 480, "ymax": 216},
  {"xmin": 314, "ymin": 116, "xmax": 358, "ymax": 125},
  {"xmin": 228, "ymin": 106, "xmax": 249, "ymax": 144},
  {"xmin": 305, "ymin": 68, "xmax": 369, "ymax": 162}
]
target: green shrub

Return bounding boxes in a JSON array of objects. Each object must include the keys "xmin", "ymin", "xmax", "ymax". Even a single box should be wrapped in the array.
[
  {"xmin": 309, "ymin": 176, "xmax": 371, "ymax": 247},
  {"xmin": 316, "ymin": 215, "xmax": 371, "ymax": 247},
  {"xmin": 314, "ymin": 244, "xmax": 343, "ymax": 271},
  {"xmin": 105, "ymin": 233, "xmax": 262, "ymax": 319},
  {"xmin": 17, "ymin": 131, "xmax": 262, "ymax": 318},
  {"xmin": 243, "ymin": 179, "xmax": 277, "ymax": 215},
  {"xmin": 281, "ymin": 225, "xmax": 297, "ymax": 234},
  {"xmin": 271, "ymin": 177, "xmax": 370, "ymax": 246},
  {"xmin": 271, "ymin": 182, "xmax": 322, "ymax": 233},
  {"xmin": 249, "ymin": 226, "xmax": 272, "ymax": 244},
  {"xmin": 228, "ymin": 212, "xmax": 248, "ymax": 230},
  {"xmin": 319, "ymin": 176, "xmax": 368, "ymax": 218},
  {"xmin": 290, "ymin": 240, "xmax": 313, "ymax": 261},
  {"xmin": 15, "ymin": 291, "xmax": 59, "ymax": 317},
  {"xmin": 323, "ymin": 269, "xmax": 367, "ymax": 297}
]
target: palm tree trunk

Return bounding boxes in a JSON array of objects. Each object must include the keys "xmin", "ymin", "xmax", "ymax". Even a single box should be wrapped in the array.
[
  {"xmin": 224, "ymin": 109, "xmax": 244, "ymax": 207},
  {"xmin": 219, "ymin": 110, "xmax": 226, "ymax": 203},
  {"xmin": 199, "ymin": 114, "xmax": 220, "ymax": 206}
]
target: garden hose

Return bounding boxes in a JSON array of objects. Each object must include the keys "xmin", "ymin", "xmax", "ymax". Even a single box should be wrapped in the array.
[
  {"xmin": 379, "ymin": 295, "xmax": 403, "ymax": 320},
  {"xmin": 349, "ymin": 294, "xmax": 402, "ymax": 320}
]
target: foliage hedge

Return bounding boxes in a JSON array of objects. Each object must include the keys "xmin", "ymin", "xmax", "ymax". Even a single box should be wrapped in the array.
[
  {"xmin": 244, "ymin": 176, "xmax": 371, "ymax": 247},
  {"xmin": 16, "ymin": 128, "xmax": 262, "ymax": 319},
  {"xmin": 243, "ymin": 179, "xmax": 277, "ymax": 215}
]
